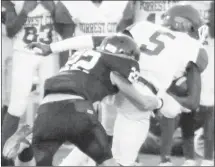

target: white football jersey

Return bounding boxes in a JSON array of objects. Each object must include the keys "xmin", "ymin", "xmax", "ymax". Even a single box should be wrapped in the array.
[
  {"xmin": 61, "ymin": 1, "xmax": 129, "ymax": 36},
  {"xmin": 133, "ymin": 1, "xmax": 178, "ymax": 24},
  {"xmin": 12, "ymin": 1, "xmax": 58, "ymax": 53},
  {"xmin": 128, "ymin": 21, "xmax": 201, "ymax": 92},
  {"xmin": 200, "ymin": 42, "xmax": 214, "ymax": 106}
]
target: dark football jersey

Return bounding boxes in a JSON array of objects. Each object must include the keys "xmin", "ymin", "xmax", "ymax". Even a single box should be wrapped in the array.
[{"xmin": 44, "ymin": 49, "xmax": 139, "ymax": 102}]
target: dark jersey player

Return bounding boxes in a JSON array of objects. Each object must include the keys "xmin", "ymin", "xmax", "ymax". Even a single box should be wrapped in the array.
[{"xmin": 3, "ymin": 34, "xmax": 144, "ymax": 166}]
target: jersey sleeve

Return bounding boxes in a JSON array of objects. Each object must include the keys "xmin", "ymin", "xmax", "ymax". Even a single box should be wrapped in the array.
[
  {"xmin": 102, "ymin": 54, "xmax": 140, "ymax": 79},
  {"xmin": 188, "ymin": 46, "xmax": 208, "ymax": 73},
  {"xmin": 54, "ymin": 1, "xmax": 73, "ymax": 24}
]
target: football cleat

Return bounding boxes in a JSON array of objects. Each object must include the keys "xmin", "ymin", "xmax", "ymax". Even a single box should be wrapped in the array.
[
  {"xmin": 200, "ymin": 160, "xmax": 214, "ymax": 166},
  {"xmin": 159, "ymin": 161, "xmax": 174, "ymax": 166},
  {"xmin": 3, "ymin": 125, "xmax": 32, "ymax": 159},
  {"xmin": 181, "ymin": 159, "xmax": 197, "ymax": 166}
]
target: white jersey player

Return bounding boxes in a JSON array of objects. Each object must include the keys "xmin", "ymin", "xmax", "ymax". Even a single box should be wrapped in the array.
[
  {"xmin": 1, "ymin": 2, "xmax": 61, "ymax": 164},
  {"xmin": 61, "ymin": 1, "xmax": 129, "ymax": 36},
  {"xmin": 6, "ymin": 1, "xmax": 59, "ymax": 116},
  {"xmin": 2, "ymin": 21, "xmax": 13, "ymax": 109},
  {"xmin": 58, "ymin": 0, "xmax": 131, "ymax": 67},
  {"xmin": 28, "ymin": 4, "xmax": 208, "ymax": 166}
]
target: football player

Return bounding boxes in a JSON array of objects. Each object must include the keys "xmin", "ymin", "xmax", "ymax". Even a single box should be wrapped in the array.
[
  {"xmin": 3, "ymin": 34, "xmax": 162, "ymax": 166},
  {"xmin": 55, "ymin": 2, "xmax": 134, "ymax": 163},
  {"xmin": 1, "ymin": 1, "xmax": 14, "ymax": 123},
  {"xmin": 158, "ymin": 2, "xmax": 214, "ymax": 166},
  {"xmin": 1, "ymin": 1, "xmax": 76, "ymax": 165},
  {"xmin": 118, "ymin": 2, "xmax": 211, "ymax": 166},
  {"xmin": 27, "ymin": 4, "xmax": 208, "ymax": 165}
]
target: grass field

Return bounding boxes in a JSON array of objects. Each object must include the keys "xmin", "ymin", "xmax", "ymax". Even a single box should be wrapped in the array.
[{"xmin": 53, "ymin": 145, "xmax": 203, "ymax": 166}]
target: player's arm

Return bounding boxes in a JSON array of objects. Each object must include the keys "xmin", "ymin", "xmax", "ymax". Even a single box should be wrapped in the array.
[
  {"xmin": 169, "ymin": 62, "xmax": 202, "ymax": 110},
  {"xmin": 116, "ymin": 1, "xmax": 135, "ymax": 32},
  {"xmin": 27, "ymin": 35, "xmax": 110, "ymax": 56},
  {"xmin": 53, "ymin": 1, "xmax": 76, "ymax": 39},
  {"xmin": 110, "ymin": 72, "xmax": 163, "ymax": 111},
  {"xmin": 102, "ymin": 53, "xmax": 140, "ymax": 80},
  {"xmin": 5, "ymin": 1, "xmax": 37, "ymax": 38}
]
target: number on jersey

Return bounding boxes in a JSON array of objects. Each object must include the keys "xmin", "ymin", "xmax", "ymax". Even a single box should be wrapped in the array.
[
  {"xmin": 140, "ymin": 30, "xmax": 176, "ymax": 56},
  {"xmin": 23, "ymin": 24, "xmax": 53, "ymax": 44},
  {"xmin": 60, "ymin": 50, "xmax": 101, "ymax": 73},
  {"xmin": 128, "ymin": 67, "xmax": 140, "ymax": 83}
]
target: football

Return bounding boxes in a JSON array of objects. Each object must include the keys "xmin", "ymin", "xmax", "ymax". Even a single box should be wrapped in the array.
[{"xmin": 167, "ymin": 76, "xmax": 188, "ymax": 96}]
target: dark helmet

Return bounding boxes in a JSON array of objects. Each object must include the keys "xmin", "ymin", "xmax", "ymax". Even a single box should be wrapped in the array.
[
  {"xmin": 162, "ymin": 4, "xmax": 203, "ymax": 39},
  {"xmin": 97, "ymin": 33, "xmax": 140, "ymax": 61}
]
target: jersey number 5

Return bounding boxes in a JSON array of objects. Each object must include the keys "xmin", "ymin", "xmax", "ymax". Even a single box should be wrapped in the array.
[{"xmin": 140, "ymin": 31, "xmax": 176, "ymax": 56}]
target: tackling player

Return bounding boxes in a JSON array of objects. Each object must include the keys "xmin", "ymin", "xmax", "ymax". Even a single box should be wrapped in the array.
[
  {"xmin": 3, "ymin": 34, "xmax": 162, "ymax": 166},
  {"xmin": 54, "ymin": 2, "xmax": 134, "ymax": 164}
]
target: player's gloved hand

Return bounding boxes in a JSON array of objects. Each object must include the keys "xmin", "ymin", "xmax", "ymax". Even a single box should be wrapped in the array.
[
  {"xmin": 27, "ymin": 43, "xmax": 52, "ymax": 56},
  {"xmin": 22, "ymin": 1, "xmax": 37, "ymax": 14}
]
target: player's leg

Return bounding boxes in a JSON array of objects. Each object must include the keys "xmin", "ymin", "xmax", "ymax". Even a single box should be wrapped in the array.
[
  {"xmin": 65, "ymin": 100, "xmax": 118, "ymax": 166},
  {"xmin": 158, "ymin": 93, "xmax": 182, "ymax": 166},
  {"xmin": 3, "ymin": 100, "xmax": 65, "ymax": 166},
  {"xmin": 159, "ymin": 116, "xmax": 177, "ymax": 165},
  {"xmin": 1, "ymin": 35, "xmax": 13, "ymax": 124},
  {"xmin": 180, "ymin": 110, "xmax": 196, "ymax": 166},
  {"xmin": 100, "ymin": 95, "xmax": 118, "ymax": 144},
  {"xmin": 38, "ymin": 54, "xmax": 59, "ymax": 100},
  {"xmin": 198, "ymin": 106, "xmax": 214, "ymax": 166},
  {"xmin": 112, "ymin": 109, "xmax": 151, "ymax": 166},
  {"xmin": 72, "ymin": 122, "xmax": 117, "ymax": 166},
  {"xmin": 2, "ymin": 51, "xmax": 40, "ymax": 159},
  {"xmin": 59, "ymin": 146, "xmax": 90, "ymax": 166},
  {"xmin": 1, "ymin": 58, "xmax": 12, "ymax": 123},
  {"xmin": 31, "ymin": 103, "xmax": 65, "ymax": 166},
  {"xmin": 60, "ymin": 97, "xmax": 117, "ymax": 166}
]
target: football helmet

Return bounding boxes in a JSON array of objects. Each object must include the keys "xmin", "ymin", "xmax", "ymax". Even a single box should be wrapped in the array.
[
  {"xmin": 162, "ymin": 4, "xmax": 203, "ymax": 39},
  {"xmin": 97, "ymin": 33, "xmax": 140, "ymax": 61}
]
